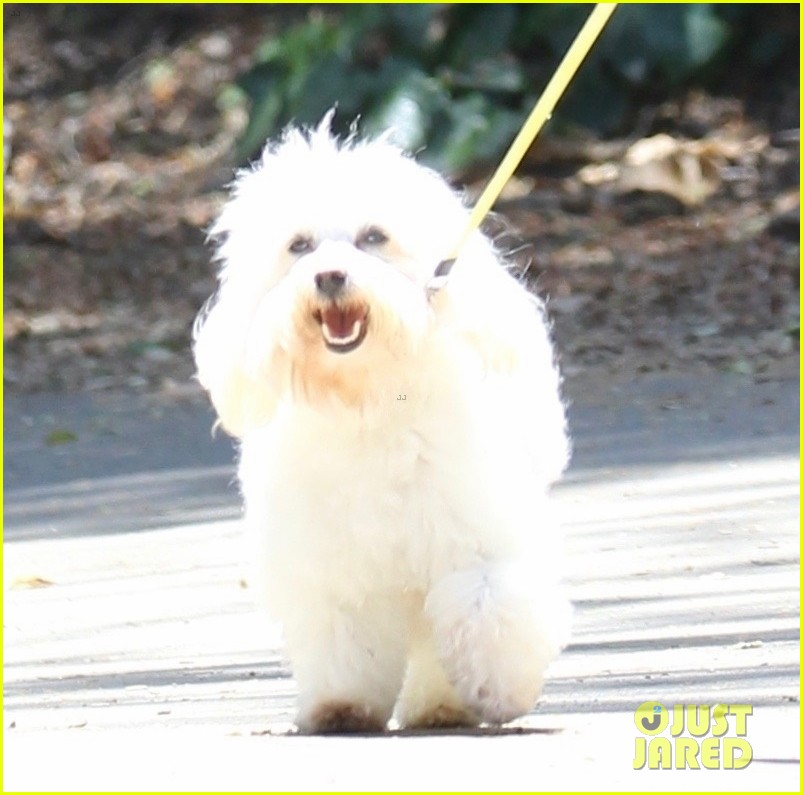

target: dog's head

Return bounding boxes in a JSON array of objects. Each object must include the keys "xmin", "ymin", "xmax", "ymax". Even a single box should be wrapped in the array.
[{"xmin": 194, "ymin": 117, "xmax": 481, "ymax": 435}]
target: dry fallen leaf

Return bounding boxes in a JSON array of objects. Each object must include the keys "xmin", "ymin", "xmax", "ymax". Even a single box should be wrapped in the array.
[
  {"xmin": 617, "ymin": 133, "xmax": 722, "ymax": 207},
  {"xmin": 11, "ymin": 575, "xmax": 55, "ymax": 590}
]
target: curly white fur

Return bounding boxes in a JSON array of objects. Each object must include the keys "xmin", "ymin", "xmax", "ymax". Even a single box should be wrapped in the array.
[{"xmin": 194, "ymin": 115, "xmax": 571, "ymax": 733}]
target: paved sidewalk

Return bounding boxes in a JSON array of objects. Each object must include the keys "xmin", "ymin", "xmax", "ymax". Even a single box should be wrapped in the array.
[{"xmin": 3, "ymin": 373, "xmax": 800, "ymax": 791}]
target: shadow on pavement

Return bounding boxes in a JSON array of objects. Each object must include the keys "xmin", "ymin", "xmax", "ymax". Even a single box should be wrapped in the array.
[{"xmin": 3, "ymin": 372, "xmax": 798, "ymax": 542}]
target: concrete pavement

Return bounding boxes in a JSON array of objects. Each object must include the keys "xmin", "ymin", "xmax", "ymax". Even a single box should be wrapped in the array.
[{"xmin": 3, "ymin": 372, "xmax": 800, "ymax": 791}]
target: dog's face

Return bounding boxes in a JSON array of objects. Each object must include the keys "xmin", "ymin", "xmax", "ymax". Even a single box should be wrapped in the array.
[{"xmin": 194, "ymin": 122, "xmax": 474, "ymax": 435}]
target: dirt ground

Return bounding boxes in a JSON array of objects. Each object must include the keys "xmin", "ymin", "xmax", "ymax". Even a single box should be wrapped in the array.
[{"xmin": 3, "ymin": 8, "xmax": 799, "ymax": 398}]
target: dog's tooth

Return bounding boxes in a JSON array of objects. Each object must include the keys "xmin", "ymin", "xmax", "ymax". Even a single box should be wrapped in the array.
[{"xmin": 341, "ymin": 320, "xmax": 361, "ymax": 344}]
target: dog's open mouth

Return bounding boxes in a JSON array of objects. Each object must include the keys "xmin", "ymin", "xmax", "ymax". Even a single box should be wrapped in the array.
[{"xmin": 313, "ymin": 304, "xmax": 369, "ymax": 353}]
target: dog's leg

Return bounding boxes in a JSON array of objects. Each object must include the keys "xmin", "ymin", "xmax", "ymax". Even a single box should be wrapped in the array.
[
  {"xmin": 284, "ymin": 595, "xmax": 407, "ymax": 734},
  {"xmin": 395, "ymin": 613, "xmax": 479, "ymax": 730},
  {"xmin": 423, "ymin": 563, "xmax": 570, "ymax": 725}
]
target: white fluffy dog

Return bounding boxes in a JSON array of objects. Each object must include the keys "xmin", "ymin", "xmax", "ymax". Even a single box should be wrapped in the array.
[{"xmin": 193, "ymin": 115, "xmax": 571, "ymax": 733}]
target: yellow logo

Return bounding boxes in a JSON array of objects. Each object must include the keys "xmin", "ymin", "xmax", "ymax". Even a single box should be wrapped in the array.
[{"xmin": 633, "ymin": 703, "xmax": 753, "ymax": 770}]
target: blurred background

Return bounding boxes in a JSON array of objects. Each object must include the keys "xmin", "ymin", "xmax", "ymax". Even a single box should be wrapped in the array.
[{"xmin": 3, "ymin": 3, "xmax": 799, "ymax": 398}]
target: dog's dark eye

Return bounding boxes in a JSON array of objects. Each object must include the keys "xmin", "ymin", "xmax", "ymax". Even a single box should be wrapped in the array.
[
  {"xmin": 288, "ymin": 235, "xmax": 314, "ymax": 255},
  {"xmin": 357, "ymin": 227, "xmax": 389, "ymax": 248}
]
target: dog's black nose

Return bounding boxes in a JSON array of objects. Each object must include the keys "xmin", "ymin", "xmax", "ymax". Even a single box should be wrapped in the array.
[{"xmin": 315, "ymin": 270, "xmax": 348, "ymax": 299}]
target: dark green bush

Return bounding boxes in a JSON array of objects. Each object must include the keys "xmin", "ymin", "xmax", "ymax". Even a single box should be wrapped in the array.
[{"xmin": 236, "ymin": 4, "xmax": 797, "ymax": 173}]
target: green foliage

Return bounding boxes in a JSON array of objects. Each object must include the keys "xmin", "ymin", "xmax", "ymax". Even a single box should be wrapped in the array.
[
  {"xmin": 45, "ymin": 429, "xmax": 78, "ymax": 446},
  {"xmin": 236, "ymin": 4, "xmax": 794, "ymax": 173}
]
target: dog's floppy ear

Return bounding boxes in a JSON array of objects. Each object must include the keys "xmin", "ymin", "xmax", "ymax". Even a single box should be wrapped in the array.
[
  {"xmin": 432, "ymin": 236, "xmax": 570, "ymax": 482},
  {"xmin": 193, "ymin": 292, "xmax": 278, "ymax": 438}
]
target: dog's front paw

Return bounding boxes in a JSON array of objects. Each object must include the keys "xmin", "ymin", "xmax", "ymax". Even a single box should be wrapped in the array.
[
  {"xmin": 399, "ymin": 701, "xmax": 478, "ymax": 730},
  {"xmin": 425, "ymin": 565, "xmax": 570, "ymax": 724},
  {"xmin": 298, "ymin": 700, "xmax": 388, "ymax": 734}
]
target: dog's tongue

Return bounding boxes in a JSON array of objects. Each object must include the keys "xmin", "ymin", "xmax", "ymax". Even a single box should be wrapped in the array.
[{"xmin": 322, "ymin": 305, "xmax": 365, "ymax": 339}]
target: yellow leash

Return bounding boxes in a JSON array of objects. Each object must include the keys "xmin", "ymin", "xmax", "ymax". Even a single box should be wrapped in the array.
[{"xmin": 432, "ymin": 2, "xmax": 618, "ymax": 284}]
